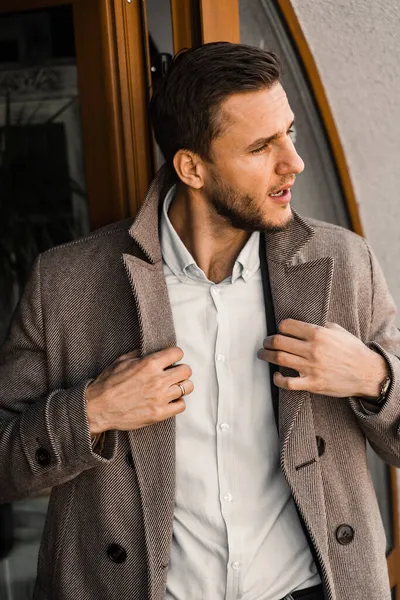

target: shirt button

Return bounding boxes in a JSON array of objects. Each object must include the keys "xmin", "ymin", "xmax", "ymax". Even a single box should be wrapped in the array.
[
  {"xmin": 223, "ymin": 493, "xmax": 233, "ymax": 502},
  {"xmin": 231, "ymin": 561, "xmax": 241, "ymax": 571},
  {"xmin": 219, "ymin": 423, "xmax": 230, "ymax": 431},
  {"xmin": 216, "ymin": 354, "xmax": 225, "ymax": 362},
  {"xmin": 211, "ymin": 287, "xmax": 219, "ymax": 295}
]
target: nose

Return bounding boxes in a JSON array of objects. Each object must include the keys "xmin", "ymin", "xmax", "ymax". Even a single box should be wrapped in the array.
[{"xmin": 276, "ymin": 140, "xmax": 305, "ymax": 176}]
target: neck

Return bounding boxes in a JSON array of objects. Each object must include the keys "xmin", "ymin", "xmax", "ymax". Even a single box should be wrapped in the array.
[{"xmin": 168, "ymin": 183, "xmax": 251, "ymax": 284}]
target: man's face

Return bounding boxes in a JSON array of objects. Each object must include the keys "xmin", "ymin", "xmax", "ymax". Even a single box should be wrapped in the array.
[{"xmin": 201, "ymin": 83, "xmax": 304, "ymax": 232}]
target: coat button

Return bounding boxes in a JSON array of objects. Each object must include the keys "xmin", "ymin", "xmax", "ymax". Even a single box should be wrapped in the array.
[
  {"xmin": 316, "ymin": 436, "xmax": 325, "ymax": 457},
  {"xmin": 107, "ymin": 544, "xmax": 127, "ymax": 564},
  {"xmin": 336, "ymin": 524, "xmax": 355, "ymax": 545},
  {"xmin": 125, "ymin": 452, "xmax": 134, "ymax": 469},
  {"xmin": 35, "ymin": 448, "xmax": 51, "ymax": 467}
]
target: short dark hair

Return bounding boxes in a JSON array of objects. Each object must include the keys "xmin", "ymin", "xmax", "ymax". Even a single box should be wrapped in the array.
[{"xmin": 150, "ymin": 42, "xmax": 281, "ymax": 171}]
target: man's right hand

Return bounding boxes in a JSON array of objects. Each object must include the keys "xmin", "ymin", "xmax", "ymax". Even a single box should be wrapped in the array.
[{"xmin": 85, "ymin": 347, "xmax": 193, "ymax": 435}]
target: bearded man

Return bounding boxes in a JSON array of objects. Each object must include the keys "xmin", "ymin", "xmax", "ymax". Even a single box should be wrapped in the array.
[{"xmin": 0, "ymin": 42, "xmax": 398, "ymax": 600}]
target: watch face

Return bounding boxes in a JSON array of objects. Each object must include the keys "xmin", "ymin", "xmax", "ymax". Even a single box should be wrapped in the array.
[
  {"xmin": 378, "ymin": 375, "xmax": 392, "ymax": 404},
  {"xmin": 382, "ymin": 375, "xmax": 391, "ymax": 392}
]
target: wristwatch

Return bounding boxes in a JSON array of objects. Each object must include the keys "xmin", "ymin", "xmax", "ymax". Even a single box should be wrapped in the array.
[{"xmin": 363, "ymin": 374, "xmax": 392, "ymax": 407}]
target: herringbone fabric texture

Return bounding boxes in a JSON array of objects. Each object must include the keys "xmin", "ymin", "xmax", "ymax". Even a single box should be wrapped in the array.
[{"xmin": 0, "ymin": 165, "xmax": 399, "ymax": 599}]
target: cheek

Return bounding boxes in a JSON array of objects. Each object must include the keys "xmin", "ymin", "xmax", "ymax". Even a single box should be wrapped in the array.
[
  {"xmin": 212, "ymin": 155, "xmax": 274, "ymax": 196},
  {"xmin": 239, "ymin": 155, "xmax": 274, "ymax": 180},
  {"xmin": 228, "ymin": 156, "xmax": 260, "ymax": 179},
  {"xmin": 237, "ymin": 159, "xmax": 274, "ymax": 197}
]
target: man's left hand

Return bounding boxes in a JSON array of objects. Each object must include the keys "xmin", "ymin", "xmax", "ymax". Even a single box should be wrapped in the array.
[{"xmin": 257, "ymin": 319, "xmax": 389, "ymax": 400}]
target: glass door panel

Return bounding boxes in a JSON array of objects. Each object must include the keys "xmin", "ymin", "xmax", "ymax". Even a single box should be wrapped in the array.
[
  {"xmin": 145, "ymin": 0, "xmax": 175, "ymax": 170},
  {"xmin": 0, "ymin": 5, "xmax": 89, "ymax": 344},
  {"xmin": 0, "ymin": 6, "xmax": 88, "ymax": 598}
]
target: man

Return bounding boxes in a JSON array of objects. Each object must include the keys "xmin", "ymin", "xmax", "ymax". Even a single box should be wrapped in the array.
[{"xmin": 0, "ymin": 42, "xmax": 398, "ymax": 600}]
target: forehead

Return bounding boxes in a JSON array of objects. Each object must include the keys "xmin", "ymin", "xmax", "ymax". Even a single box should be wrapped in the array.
[{"xmin": 217, "ymin": 83, "xmax": 293, "ymax": 140}]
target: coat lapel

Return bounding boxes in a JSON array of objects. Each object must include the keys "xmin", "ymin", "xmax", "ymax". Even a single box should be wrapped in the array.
[
  {"xmin": 122, "ymin": 165, "xmax": 178, "ymax": 590},
  {"xmin": 265, "ymin": 211, "xmax": 335, "ymax": 454}
]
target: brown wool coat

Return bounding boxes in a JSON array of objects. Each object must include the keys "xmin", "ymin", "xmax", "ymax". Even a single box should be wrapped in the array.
[{"xmin": 1, "ymin": 166, "xmax": 400, "ymax": 600}]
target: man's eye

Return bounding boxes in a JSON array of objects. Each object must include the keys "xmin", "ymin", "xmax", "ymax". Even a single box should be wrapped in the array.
[
  {"xmin": 251, "ymin": 144, "xmax": 268, "ymax": 155},
  {"xmin": 288, "ymin": 126, "xmax": 297, "ymax": 143}
]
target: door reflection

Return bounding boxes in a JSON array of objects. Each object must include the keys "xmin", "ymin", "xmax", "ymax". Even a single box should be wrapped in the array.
[{"xmin": 0, "ymin": 6, "xmax": 89, "ymax": 598}]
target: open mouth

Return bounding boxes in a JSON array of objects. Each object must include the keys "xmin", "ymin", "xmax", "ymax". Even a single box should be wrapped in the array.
[
  {"xmin": 268, "ymin": 181, "xmax": 294, "ymax": 201},
  {"xmin": 269, "ymin": 188, "xmax": 291, "ymax": 200}
]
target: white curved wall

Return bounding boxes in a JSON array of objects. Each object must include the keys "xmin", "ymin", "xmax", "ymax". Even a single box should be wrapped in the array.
[{"xmin": 290, "ymin": 0, "xmax": 400, "ymax": 320}]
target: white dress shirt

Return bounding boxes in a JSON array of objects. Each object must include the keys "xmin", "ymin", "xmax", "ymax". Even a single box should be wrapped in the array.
[{"xmin": 161, "ymin": 186, "xmax": 320, "ymax": 600}]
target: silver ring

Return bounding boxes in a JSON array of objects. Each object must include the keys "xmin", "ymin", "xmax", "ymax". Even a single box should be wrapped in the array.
[{"xmin": 177, "ymin": 383, "xmax": 186, "ymax": 398}]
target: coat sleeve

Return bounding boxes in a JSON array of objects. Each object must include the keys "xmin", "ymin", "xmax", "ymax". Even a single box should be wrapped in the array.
[
  {"xmin": 0, "ymin": 255, "xmax": 118, "ymax": 503},
  {"xmin": 349, "ymin": 241, "xmax": 400, "ymax": 467}
]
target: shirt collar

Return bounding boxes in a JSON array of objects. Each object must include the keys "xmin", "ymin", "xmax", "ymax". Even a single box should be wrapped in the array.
[
  {"xmin": 159, "ymin": 185, "xmax": 260, "ymax": 283},
  {"xmin": 232, "ymin": 229, "xmax": 260, "ymax": 283}
]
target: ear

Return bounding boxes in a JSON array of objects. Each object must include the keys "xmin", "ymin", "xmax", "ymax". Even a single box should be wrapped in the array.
[{"xmin": 173, "ymin": 150, "xmax": 205, "ymax": 189}]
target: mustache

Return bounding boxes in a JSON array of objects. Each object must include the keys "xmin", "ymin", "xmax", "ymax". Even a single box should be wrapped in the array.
[{"xmin": 268, "ymin": 176, "xmax": 296, "ymax": 195}]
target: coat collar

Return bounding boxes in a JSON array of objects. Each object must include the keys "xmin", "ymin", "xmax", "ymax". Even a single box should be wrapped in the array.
[
  {"xmin": 128, "ymin": 164, "xmax": 175, "ymax": 264},
  {"xmin": 128, "ymin": 164, "xmax": 316, "ymax": 267}
]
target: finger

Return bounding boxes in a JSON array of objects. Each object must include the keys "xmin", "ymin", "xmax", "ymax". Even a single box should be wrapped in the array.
[
  {"xmin": 165, "ymin": 398, "xmax": 187, "ymax": 418},
  {"xmin": 257, "ymin": 348, "xmax": 307, "ymax": 370},
  {"xmin": 279, "ymin": 319, "xmax": 320, "ymax": 341},
  {"xmin": 263, "ymin": 334, "xmax": 309, "ymax": 358},
  {"xmin": 142, "ymin": 399, "xmax": 187, "ymax": 427},
  {"xmin": 147, "ymin": 346, "xmax": 185, "ymax": 369},
  {"xmin": 163, "ymin": 363, "xmax": 192, "ymax": 385},
  {"xmin": 166, "ymin": 379, "xmax": 194, "ymax": 402},
  {"xmin": 273, "ymin": 371, "xmax": 310, "ymax": 391}
]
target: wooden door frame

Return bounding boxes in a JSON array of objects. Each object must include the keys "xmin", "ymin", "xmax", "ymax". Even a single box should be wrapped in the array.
[
  {"xmin": 0, "ymin": 0, "xmax": 153, "ymax": 228},
  {"xmin": 171, "ymin": 0, "xmax": 195, "ymax": 53},
  {"xmin": 199, "ymin": 0, "xmax": 240, "ymax": 44},
  {"xmin": 197, "ymin": 0, "xmax": 400, "ymax": 593}
]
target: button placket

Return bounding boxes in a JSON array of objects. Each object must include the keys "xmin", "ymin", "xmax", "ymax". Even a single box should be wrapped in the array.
[
  {"xmin": 213, "ymin": 285, "xmax": 244, "ymax": 599},
  {"xmin": 214, "ymin": 288, "xmax": 234, "ymax": 521},
  {"xmin": 211, "ymin": 285, "xmax": 220, "ymax": 299}
]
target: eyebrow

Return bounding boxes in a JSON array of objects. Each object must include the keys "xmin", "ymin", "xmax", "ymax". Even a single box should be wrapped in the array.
[{"xmin": 246, "ymin": 118, "xmax": 295, "ymax": 151}]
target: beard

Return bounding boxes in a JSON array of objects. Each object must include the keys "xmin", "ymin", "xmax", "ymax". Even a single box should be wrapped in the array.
[{"xmin": 208, "ymin": 174, "xmax": 294, "ymax": 233}]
